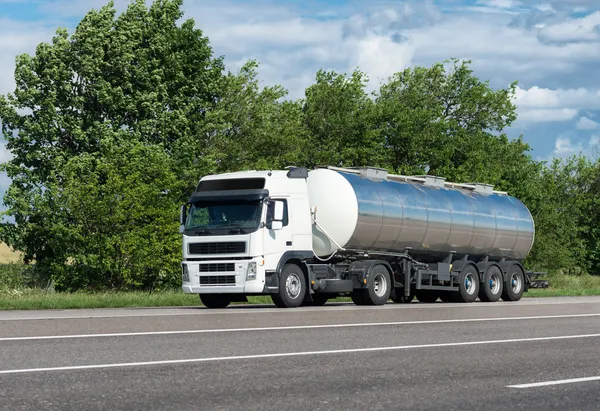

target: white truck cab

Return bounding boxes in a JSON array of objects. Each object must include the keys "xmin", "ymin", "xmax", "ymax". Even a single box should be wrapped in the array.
[{"xmin": 180, "ymin": 167, "xmax": 313, "ymax": 308}]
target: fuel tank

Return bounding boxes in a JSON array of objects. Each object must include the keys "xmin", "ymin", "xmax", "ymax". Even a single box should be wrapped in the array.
[{"xmin": 307, "ymin": 167, "xmax": 535, "ymax": 262}]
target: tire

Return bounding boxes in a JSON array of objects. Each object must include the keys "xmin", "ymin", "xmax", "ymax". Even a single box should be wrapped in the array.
[
  {"xmin": 303, "ymin": 294, "xmax": 329, "ymax": 306},
  {"xmin": 390, "ymin": 288, "xmax": 414, "ymax": 303},
  {"xmin": 350, "ymin": 290, "xmax": 366, "ymax": 305},
  {"xmin": 416, "ymin": 290, "xmax": 439, "ymax": 303},
  {"xmin": 199, "ymin": 294, "xmax": 230, "ymax": 309},
  {"xmin": 478, "ymin": 265, "xmax": 503, "ymax": 302},
  {"xmin": 453, "ymin": 265, "xmax": 480, "ymax": 303},
  {"xmin": 271, "ymin": 263, "xmax": 307, "ymax": 308},
  {"xmin": 361, "ymin": 265, "xmax": 392, "ymax": 305},
  {"xmin": 501, "ymin": 265, "xmax": 525, "ymax": 302}
]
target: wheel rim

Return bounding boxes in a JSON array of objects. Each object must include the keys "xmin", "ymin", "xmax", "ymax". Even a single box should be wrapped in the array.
[
  {"xmin": 489, "ymin": 272, "xmax": 501, "ymax": 295},
  {"xmin": 286, "ymin": 273, "xmax": 302, "ymax": 299},
  {"xmin": 511, "ymin": 272, "xmax": 522, "ymax": 294},
  {"xmin": 373, "ymin": 272, "xmax": 387, "ymax": 297},
  {"xmin": 465, "ymin": 273, "xmax": 476, "ymax": 295}
]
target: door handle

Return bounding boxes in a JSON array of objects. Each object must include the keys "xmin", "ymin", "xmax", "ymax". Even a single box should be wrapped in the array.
[{"xmin": 286, "ymin": 241, "xmax": 292, "ymax": 246}]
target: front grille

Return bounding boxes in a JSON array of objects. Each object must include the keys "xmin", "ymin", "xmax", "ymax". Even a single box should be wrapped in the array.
[
  {"xmin": 200, "ymin": 275, "xmax": 236, "ymax": 286},
  {"xmin": 199, "ymin": 263, "xmax": 235, "ymax": 272},
  {"xmin": 189, "ymin": 242, "xmax": 246, "ymax": 255}
]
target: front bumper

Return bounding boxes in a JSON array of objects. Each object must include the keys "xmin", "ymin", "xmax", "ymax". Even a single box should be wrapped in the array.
[{"xmin": 181, "ymin": 259, "xmax": 266, "ymax": 294}]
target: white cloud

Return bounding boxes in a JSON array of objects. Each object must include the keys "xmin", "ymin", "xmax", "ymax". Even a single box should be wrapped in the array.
[
  {"xmin": 512, "ymin": 85, "xmax": 600, "ymax": 123},
  {"xmin": 347, "ymin": 34, "xmax": 414, "ymax": 90},
  {"xmin": 518, "ymin": 108, "xmax": 578, "ymax": 122},
  {"xmin": 538, "ymin": 11, "xmax": 600, "ymax": 42},
  {"xmin": 535, "ymin": 4, "xmax": 555, "ymax": 13},
  {"xmin": 576, "ymin": 116, "xmax": 599, "ymax": 130},
  {"xmin": 552, "ymin": 135, "xmax": 600, "ymax": 158},
  {"xmin": 475, "ymin": 0, "xmax": 521, "ymax": 9}
]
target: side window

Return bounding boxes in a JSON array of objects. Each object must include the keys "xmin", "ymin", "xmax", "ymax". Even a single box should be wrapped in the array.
[{"xmin": 266, "ymin": 199, "xmax": 289, "ymax": 227}]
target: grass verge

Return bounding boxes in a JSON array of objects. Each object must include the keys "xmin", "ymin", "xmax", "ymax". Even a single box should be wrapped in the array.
[
  {"xmin": 1, "ymin": 268, "xmax": 599, "ymax": 310},
  {"xmin": 1, "ymin": 286, "xmax": 599, "ymax": 310},
  {"xmin": 0, "ymin": 289, "xmax": 298, "ymax": 310}
]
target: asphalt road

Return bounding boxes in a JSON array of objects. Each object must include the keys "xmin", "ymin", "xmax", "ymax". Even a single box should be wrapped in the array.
[{"xmin": 1, "ymin": 296, "xmax": 600, "ymax": 410}]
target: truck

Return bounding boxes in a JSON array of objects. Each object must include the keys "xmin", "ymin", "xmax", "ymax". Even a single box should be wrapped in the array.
[{"xmin": 179, "ymin": 165, "xmax": 537, "ymax": 308}]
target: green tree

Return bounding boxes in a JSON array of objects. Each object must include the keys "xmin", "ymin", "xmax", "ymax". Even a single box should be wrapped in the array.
[
  {"xmin": 51, "ymin": 138, "xmax": 181, "ymax": 291},
  {"xmin": 301, "ymin": 69, "xmax": 384, "ymax": 168},
  {"xmin": 375, "ymin": 59, "xmax": 520, "ymax": 185},
  {"xmin": 207, "ymin": 60, "xmax": 308, "ymax": 172},
  {"xmin": 524, "ymin": 156, "xmax": 592, "ymax": 275},
  {"xmin": 0, "ymin": 0, "xmax": 225, "ymax": 287}
]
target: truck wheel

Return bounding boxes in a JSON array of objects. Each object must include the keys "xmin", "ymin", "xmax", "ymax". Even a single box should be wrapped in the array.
[
  {"xmin": 362, "ymin": 265, "xmax": 391, "ymax": 305},
  {"xmin": 350, "ymin": 290, "xmax": 366, "ymax": 305},
  {"xmin": 200, "ymin": 294, "xmax": 230, "ymax": 309},
  {"xmin": 271, "ymin": 263, "xmax": 306, "ymax": 308},
  {"xmin": 501, "ymin": 265, "xmax": 525, "ymax": 302},
  {"xmin": 454, "ymin": 265, "xmax": 480, "ymax": 303},
  {"xmin": 303, "ymin": 294, "xmax": 329, "ymax": 306},
  {"xmin": 390, "ymin": 288, "xmax": 414, "ymax": 303},
  {"xmin": 478, "ymin": 265, "xmax": 503, "ymax": 302},
  {"xmin": 416, "ymin": 290, "xmax": 439, "ymax": 303}
]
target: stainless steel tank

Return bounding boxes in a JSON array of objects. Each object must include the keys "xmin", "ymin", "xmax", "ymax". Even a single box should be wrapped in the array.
[{"xmin": 307, "ymin": 167, "xmax": 535, "ymax": 261}]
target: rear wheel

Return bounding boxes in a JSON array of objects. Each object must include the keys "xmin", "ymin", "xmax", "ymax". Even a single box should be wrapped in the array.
[
  {"xmin": 361, "ymin": 265, "xmax": 391, "ymax": 305},
  {"xmin": 271, "ymin": 263, "xmax": 306, "ymax": 308},
  {"xmin": 479, "ymin": 265, "xmax": 503, "ymax": 302},
  {"xmin": 200, "ymin": 294, "xmax": 230, "ymax": 309},
  {"xmin": 453, "ymin": 265, "xmax": 480, "ymax": 303},
  {"xmin": 501, "ymin": 265, "xmax": 525, "ymax": 302}
]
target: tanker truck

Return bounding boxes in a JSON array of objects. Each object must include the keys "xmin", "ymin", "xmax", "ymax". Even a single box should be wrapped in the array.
[{"xmin": 179, "ymin": 166, "xmax": 536, "ymax": 308}]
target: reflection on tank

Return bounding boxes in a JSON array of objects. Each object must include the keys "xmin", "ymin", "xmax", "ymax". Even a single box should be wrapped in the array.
[{"xmin": 308, "ymin": 168, "xmax": 534, "ymax": 262}]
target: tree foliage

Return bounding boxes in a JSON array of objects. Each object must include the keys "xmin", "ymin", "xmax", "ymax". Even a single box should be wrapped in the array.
[{"xmin": 0, "ymin": 0, "xmax": 598, "ymax": 291}]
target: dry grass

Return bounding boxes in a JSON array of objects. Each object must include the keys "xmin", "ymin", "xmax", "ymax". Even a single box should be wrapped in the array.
[{"xmin": 0, "ymin": 243, "xmax": 22, "ymax": 263}]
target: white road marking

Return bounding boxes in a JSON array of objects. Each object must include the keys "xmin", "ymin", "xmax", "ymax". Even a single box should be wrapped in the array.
[
  {"xmin": 2, "ymin": 296, "xmax": 600, "ymax": 321},
  {"xmin": 507, "ymin": 376, "xmax": 600, "ymax": 388},
  {"xmin": 1, "ymin": 332, "xmax": 599, "ymax": 375},
  {"xmin": 2, "ymin": 313, "xmax": 600, "ymax": 341}
]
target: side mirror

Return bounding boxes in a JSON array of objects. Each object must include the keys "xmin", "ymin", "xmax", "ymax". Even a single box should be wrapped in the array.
[
  {"xmin": 273, "ymin": 201, "xmax": 284, "ymax": 222},
  {"xmin": 180, "ymin": 204, "xmax": 187, "ymax": 225},
  {"xmin": 271, "ymin": 221, "xmax": 283, "ymax": 231}
]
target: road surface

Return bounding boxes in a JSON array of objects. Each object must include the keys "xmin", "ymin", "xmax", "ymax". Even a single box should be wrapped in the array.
[{"xmin": 1, "ymin": 296, "xmax": 600, "ymax": 410}]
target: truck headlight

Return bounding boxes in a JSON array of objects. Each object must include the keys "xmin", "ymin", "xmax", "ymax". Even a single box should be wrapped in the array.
[
  {"xmin": 182, "ymin": 264, "xmax": 189, "ymax": 282},
  {"xmin": 246, "ymin": 262, "xmax": 257, "ymax": 280}
]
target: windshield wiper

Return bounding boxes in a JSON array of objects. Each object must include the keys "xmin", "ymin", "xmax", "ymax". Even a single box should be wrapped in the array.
[
  {"xmin": 215, "ymin": 223, "xmax": 247, "ymax": 234},
  {"xmin": 187, "ymin": 227, "xmax": 212, "ymax": 235}
]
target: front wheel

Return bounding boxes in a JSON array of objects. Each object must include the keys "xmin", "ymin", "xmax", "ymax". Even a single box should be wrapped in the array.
[
  {"xmin": 200, "ymin": 294, "xmax": 230, "ymax": 309},
  {"xmin": 302, "ymin": 294, "xmax": 329, "ymax": 306},
  {"xmin": 271, "ymin": 263, "xmax": 307, "ymax": 308}
]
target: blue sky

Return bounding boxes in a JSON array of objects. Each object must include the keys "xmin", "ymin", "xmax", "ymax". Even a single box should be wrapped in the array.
[{"xmin": 1, "ymin": 0, "xmax": 600, "ymax": 197}]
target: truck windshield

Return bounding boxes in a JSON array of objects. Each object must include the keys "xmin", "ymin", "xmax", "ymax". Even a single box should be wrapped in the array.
[{"xmin": 185, "ymin": 200, "xmax": 263, "ymax": 235}]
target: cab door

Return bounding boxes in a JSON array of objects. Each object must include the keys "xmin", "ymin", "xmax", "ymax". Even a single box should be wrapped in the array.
[{"xmin": 262, "ymin": 198, "xmax": 293, "ymax": 269}]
